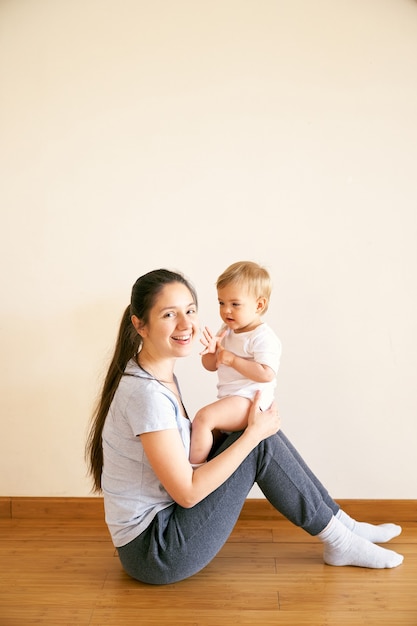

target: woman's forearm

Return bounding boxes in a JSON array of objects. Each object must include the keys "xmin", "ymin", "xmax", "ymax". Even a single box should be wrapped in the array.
[{"xmin": 185, "ymin": 429, "xmax": 261, "ymax": 507}]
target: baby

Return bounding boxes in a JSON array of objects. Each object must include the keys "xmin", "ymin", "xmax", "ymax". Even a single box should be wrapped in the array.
[{"xmin": 190, "ymin": 261, "xmax": 281, "ymax": 465}]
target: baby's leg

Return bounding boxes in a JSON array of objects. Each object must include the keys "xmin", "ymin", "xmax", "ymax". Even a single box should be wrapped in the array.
[{"xmin": 190, "ymin": 396, "xmax": 251, "ymax": 465}]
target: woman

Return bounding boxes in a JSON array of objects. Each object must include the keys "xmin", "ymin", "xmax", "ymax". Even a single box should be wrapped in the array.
[{"xmin": 86, "ymin": 269, "xmax": 403, "ymax": 585}]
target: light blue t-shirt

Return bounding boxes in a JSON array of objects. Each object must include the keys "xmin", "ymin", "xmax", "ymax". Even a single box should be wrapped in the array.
[{"xmin": 101, "ymin": 358, "xmax": 191, "ymax": 547}]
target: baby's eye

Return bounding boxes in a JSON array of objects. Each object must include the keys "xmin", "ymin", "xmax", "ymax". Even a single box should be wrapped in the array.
[
  {"xmin": 232, "ymin": 303, "xmax": 240, "ymax": 307},
  {"xmin": 218, "ymin": 301, "xmax": 224, "ymax": 306}
]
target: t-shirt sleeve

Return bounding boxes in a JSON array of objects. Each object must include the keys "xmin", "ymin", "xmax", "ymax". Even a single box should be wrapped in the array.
[{"xmin": 124, "ymin": 383, "xmax": 178, "ymax": 437}]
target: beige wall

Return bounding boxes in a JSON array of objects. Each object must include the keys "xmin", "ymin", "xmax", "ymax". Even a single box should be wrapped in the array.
[{"xmin": 1, "ymin": 0, "xmax": 416, "ymax": 498}]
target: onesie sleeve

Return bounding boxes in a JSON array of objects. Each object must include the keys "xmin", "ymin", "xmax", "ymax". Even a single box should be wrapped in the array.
[{"xmin": 251, "ymin": 327, "xmax": 282, "ymax": 374}]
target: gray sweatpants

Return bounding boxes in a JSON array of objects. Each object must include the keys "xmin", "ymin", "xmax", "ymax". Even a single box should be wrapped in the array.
[{"xmin": 117, "ymin": 430, "xmax": 339, "ymax": 584}]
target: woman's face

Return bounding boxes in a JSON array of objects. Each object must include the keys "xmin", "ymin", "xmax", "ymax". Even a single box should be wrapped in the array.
[{"xmin": 137, "ymin": 282, "xmax": 199, "ymax": 359}]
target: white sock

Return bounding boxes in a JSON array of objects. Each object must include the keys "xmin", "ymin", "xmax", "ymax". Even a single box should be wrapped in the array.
[
  {"xmin": 319, "ymin": 517, "xmax": 404, "ymax": 569},
  {"xmin": 336, "ymin": 509, "xmax": 402, "ymax": 543}
]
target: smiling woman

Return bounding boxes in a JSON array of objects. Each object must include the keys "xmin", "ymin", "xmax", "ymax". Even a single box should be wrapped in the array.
[
  {"xmin": 132, "ymin": 281, "xmax": 198, "ymax": 368},
  {"xmin": 86, "ymin": 269, "xmax": 198, "ymax": 493},
  {"xmin": 85, "ymin": 268, "xmax": 403, "ymax": 585},
  {"xmin": 132, "ymin": 280, "xmax": 198, "ymax": 417}
]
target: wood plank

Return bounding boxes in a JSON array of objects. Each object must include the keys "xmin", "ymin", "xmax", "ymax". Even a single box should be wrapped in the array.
[
  {"xmin": 3, "ymin": 496, "xmax": 417, "ymax": 522},
  {"xmin": 1, "ymin": 607, "xmax": 93, "ymax": 625},
  {"xmin": 0, "ymin": 518, "xmax": 109, "ymax": 540},
  {"xmin": 0, "ymin": 540, "xmax": 115, "ymax": 558},
  {"xmin": 336, "ymin": 499, "xmax": 417, "ymax": 523},
  {"xmin": 10, "ymin": 497, "xmax": 104, "ymax": 519},
  {"xmin": 0, "ymin": 496, "xmax": 11, "ymax": 518},
  {"xmin": 88, "ymin": 608, "xmax": 417, "ymax": 626},
  {"xmin": 238, "ymin": 498, "xmax": 417, "ymax": 522}
]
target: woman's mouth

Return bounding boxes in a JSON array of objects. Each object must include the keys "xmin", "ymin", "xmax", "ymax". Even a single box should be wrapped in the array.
[{"xmin": 172, "ymin": 334, "xmax": 192, "ymax": 343}]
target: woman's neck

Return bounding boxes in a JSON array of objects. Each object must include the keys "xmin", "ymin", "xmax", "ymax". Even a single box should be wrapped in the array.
[
  {"xmin": 137, "ymin": 351, "xmax": 187, "ymax": 418},
  {"xmin": 136, "ymin": 352, "xmax": 175, "ymax": 384}
]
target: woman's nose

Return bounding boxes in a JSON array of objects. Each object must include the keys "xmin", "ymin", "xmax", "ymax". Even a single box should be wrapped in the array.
[{"xmin": 177, "ymin": 313, "xmax": 191, "ymax": 328}]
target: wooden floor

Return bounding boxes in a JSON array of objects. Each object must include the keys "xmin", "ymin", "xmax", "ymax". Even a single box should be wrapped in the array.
[{"xmin": 1, "ymin": 504, "xmax": 416, "ymax": 625}]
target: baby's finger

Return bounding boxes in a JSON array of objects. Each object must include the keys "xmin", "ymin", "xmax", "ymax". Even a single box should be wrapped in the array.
[{"xmin": 202, "ymin": 325, "xmax": 213, "ymax": 339}]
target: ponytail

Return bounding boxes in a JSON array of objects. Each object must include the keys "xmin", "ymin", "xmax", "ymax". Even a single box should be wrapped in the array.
[
  {"xmin": 86, "ymin": 268, "xmax": 198, "ymax": 492},
  {"xmin": 86, "ymin": 305, "xmax": 140, "ymax": 492}
]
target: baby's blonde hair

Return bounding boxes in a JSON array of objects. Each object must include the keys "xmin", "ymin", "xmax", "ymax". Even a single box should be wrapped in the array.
[{"xmin": 216, "ymin": 261, "xmax": 272, "ymax": 314}]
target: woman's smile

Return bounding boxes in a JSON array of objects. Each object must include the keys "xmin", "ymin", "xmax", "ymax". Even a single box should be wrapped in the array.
[{"xmin": 171, "ymin": 333, "xmax": 193, "ymax": 344}]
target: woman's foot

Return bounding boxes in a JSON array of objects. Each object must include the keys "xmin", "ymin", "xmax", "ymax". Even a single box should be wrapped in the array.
[
  {"xmin": 336, "ymin": 509, "xmax": 402, "ymax": 543},
  {"xmin": 320, "ymin": 517, "xmax": 404, "ymax": 569}
]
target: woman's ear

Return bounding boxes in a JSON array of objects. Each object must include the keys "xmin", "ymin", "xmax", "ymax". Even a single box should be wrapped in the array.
[{"xmin": 131, "ymin": 315, "xmax": 147, "ymax": 337}]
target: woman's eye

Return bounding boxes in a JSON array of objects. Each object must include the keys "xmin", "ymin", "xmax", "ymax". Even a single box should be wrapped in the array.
[{"xmin": 187, "ymin": 308, "xmax": 196, "ymax": 315}]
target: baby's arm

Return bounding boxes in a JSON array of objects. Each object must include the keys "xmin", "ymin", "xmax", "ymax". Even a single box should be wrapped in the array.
[
  {"xmin": 217, "ymin": 349, "xmax": 275, "ymax": 383},
  {"xmin": 201, "ymin": 351, "xmax": 217, "ymax": 372}
]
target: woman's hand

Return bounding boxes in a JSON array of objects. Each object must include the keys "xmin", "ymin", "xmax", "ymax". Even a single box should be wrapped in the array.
[{"xmin": 245, "ymin": 391, "xmax": 281, "ymax": 445}]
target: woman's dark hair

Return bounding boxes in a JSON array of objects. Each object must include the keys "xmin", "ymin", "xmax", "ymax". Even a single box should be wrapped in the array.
[{"xmin": 85, "ymin": 269, "xmax": 197, "ymax": 492}]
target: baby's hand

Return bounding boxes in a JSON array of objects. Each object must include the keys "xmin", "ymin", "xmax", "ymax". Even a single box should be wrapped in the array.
[
  {"xmin": 215, "ymin": 347, "xmax": 234, "ymax": 367},
  {"xmin": 199, "ymin": 326, "xmax": 217, "ymax": 355},
  {"xmin": 199, "ymin": 326, "xmax": 226, "ymax": 356}
]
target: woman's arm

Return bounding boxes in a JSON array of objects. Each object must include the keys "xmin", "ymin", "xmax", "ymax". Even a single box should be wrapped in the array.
[{"xmin": 140, "ymin": 392, "xmax": 280, "ymax": 508}]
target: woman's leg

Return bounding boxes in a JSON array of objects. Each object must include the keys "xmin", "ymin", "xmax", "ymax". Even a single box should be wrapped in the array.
[
  {"xmin": 118, "ymin": 431, "xmax": 335, "ymax": 584},
  {"xmin": 275, "ymin": 431, "xmax": 339, "ymax": 514},
  {"xmin": 118, "ymin": 430, "xmax": 403, "ymax": 584},
  {"xmin": 277, "ymin": 432, "xmax": 402, "ymax": 543}
]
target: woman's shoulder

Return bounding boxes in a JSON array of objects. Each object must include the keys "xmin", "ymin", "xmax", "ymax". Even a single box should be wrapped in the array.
[
  {"xmin": 112, "ymin": 360, "xmax": 167, "ymax": 410},
  {"xmin": 124, "ymin": 358, "xmax": 149, "ymax": 378},
  {"xmin": 112, "ymin": 362, "xmax": 178, "ymax": 433}
]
